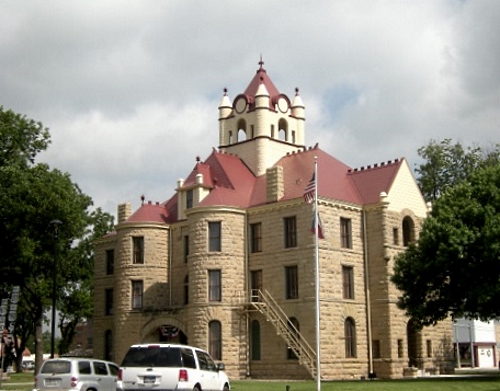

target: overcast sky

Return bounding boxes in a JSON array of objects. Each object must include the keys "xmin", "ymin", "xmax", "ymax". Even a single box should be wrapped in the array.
[{"xmin": 2, "ymin": 1, "xmax": 499, "ymax": 219}]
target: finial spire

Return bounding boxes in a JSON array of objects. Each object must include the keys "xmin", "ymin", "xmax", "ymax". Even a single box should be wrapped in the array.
[{"xmin": 258, "ymin": 54, "xmax": 264, "ymax": 70}]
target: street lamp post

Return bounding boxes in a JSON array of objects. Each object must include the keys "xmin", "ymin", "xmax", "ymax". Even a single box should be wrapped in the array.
[{"xmin": 49, "ymin": 219, "xmax": 62, "ymax": 358}]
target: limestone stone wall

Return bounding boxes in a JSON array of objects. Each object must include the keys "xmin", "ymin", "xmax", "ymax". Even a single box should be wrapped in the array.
[
  {"xmin": 93, "ymin": 196, "xmax": 454, "ymax": 380},
  {"xmin": 93, "ymin": 234, "xmax": 117, "ymax": 361}
]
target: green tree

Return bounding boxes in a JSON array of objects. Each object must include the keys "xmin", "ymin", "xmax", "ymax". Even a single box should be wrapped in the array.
[
  {"xmin": 0, "ymin": 106, "xmax": 50, "ymax": 167},
  {"xmin": 392, "ymin": 164, "xmax": 500, "ymax": 326},
  {"xmin": 58, "ymin": 208, "xmax": 114, "ymax": 355},
  {"xmin": 0, "ymin": 108, "xmax": 113, "ymax": 372},
  {"xmin": 415, "ymin": 139, "xmax": 500, "ymax": 202}
]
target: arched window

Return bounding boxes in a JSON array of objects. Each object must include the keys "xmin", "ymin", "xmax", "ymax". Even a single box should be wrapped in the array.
[
  {"xmin": 287, "ymin": 317, "xmax": 299, "ymax": 359},
  {"xmin": 402, "ymin": 216, "xmax": 415, "ymax": 246},
  {"xmin": 237, "ymin": 119, "xmax": 247, "ymax": 142},
  {"xmin": 278, "ymin": 119, "xmax": 288, "ymax": 141},
  {"xmin": 251, "ymin": 320, "xmax": 261, "ymax": 360},
  {"xmin": 407, "ymin": 319, "xmax": 422, "ymax": 367},
  {"xmin": 184, "ymin": 275, "xmax": 189, "ymax": 305},
  {"xmin": 344, "ymin": 317, "xmax": 356, "ymax": 358},
  {"xmin": 104, "ymin": 330, "xmax": 113, "ymax": 361},
  {"xmin": 209, "ymin": 320, "xmax": 222, "ymax": 360}
]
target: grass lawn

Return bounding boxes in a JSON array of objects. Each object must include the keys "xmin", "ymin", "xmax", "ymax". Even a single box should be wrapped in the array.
[
  {"xmin": 231, "ymin": 377, "xmax": 500, "ymax": 391},
  {"xmin": 3, "ymin": 372, "xmax": 500, "ymax": 391}
]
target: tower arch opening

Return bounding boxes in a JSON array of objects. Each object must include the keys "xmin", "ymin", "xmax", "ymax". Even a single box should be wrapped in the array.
[
  {"xmin": 278, "ymin": 118, "xmax": 288, "ymax": 141},
  {"xmin": 237, "ymin": 119, "xmax": 247, "ymax": 142}
]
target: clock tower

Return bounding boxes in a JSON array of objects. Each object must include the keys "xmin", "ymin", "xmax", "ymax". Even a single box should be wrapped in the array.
[{"xmin": 218, "ymin": 60, "xmax": 305, "ymax": 176}]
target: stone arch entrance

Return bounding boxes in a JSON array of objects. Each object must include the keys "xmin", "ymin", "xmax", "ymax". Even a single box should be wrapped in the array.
[
  {"xmin": 407, "ymin": 319, "xmax": 422, "ymax": 368},
  {"xmin": 141, "ymin": 317, "xmax": 188, "ymax": 345}
]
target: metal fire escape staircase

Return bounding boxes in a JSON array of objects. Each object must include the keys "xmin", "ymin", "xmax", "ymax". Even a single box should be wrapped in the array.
[{"xmin": 249, "ymin": 289, "xmax": 317, "ymax": 378}]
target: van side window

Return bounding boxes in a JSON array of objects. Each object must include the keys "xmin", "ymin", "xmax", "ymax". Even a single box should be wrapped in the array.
[
  {"xmin": 93, "ymin": 361, "xmax": 108, "ymax": 375},
  {"xmin": 78, "ymin": 361, "xmax": 92, "ymax": 374},
  {"xmin": 197, "ymin": 351, "xmax": 208, "ymax": 370},
  {"xmin": 181, "ymin": 348, "xmax": 196, "ymax": 369}
]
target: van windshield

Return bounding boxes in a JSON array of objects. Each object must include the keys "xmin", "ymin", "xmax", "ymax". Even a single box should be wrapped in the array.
[{"xmin": 121, "ymin": 347, "xmax": 182, "ymax": 368}]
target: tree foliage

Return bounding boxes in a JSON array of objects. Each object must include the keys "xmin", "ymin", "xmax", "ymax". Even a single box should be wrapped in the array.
[
  {"xmin": 415, "ymin": 138, "xmax": 500, "ymax": 202},
  {"xmin": 0, "ymin": 106, "xmax": 50, "ymax": 167},
  {"xmin": 392, "ymin": 164, "xmax": 500, "ymax": 326},
  {"xmin": 0, "ymin": 107, "xmax": 114, "ymax": 371}
]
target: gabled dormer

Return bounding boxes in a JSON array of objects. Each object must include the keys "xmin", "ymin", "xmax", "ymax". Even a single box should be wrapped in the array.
[{"xmin": 218, "ymin": 59, "xmax": 306, "ymax": 176}]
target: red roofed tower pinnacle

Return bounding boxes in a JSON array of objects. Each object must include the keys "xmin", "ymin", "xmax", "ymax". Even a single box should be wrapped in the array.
[{"xmin": 243, "ymin": 57, "xmax": 281, "ymax": 102}]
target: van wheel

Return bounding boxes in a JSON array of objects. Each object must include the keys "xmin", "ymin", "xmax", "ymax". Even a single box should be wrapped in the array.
[
  {"xmin": 193, "ymin": 386, "xmax": 201, "ymax": 391},
  {"xmin": 223, "ymin": 384, "xmax": 230, "ymax": 391}
]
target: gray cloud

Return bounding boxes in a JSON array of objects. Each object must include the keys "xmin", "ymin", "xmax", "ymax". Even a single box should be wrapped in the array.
[{"xmin": 1, "ymin": 0, "xmax": 499, "ymax": 218}]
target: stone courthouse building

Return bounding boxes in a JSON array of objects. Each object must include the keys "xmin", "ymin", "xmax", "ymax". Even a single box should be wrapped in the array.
[{"xmin": 93, "ymin": 61, "xmax": 454, "ymax": 380}]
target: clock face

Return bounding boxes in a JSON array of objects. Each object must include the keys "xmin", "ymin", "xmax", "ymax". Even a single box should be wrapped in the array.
[
  {"xmin": 235, "ymin": 97, "xmax": 247, "ymax": 114},
  {"xmin": 278, "ymin": 97, "xmax": 288, "ymax": 113}
]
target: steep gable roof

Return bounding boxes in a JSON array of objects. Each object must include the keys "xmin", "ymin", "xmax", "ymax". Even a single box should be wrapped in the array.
[{"xmin": 348, "ymin": 159, "xmax": 404, "ymax": 205}]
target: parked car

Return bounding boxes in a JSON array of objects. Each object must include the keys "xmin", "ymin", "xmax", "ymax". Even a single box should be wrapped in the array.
[
  {"xmin": 23, "ymin": 359, "xmax": 35, "ymax": 370},
  {"xmin": 33, "ymin": 357, "xmax": 119, "ymax": 391},
  {"xmin": 117, "ymin": 344, "xmax": 230, "ymax": 391}
]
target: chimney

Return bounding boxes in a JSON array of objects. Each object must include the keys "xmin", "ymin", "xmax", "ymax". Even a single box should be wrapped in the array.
[
  {"xmin": 117, "ymin": 203, "xmax": 131, "ymax": 224},
  {"xmin": 266, "ymin": 166, "xmax": 284, "ymax": 203}
]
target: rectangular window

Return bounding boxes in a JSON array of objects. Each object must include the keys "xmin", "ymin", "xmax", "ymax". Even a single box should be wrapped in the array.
[
  {"xmin": 184, "ymin": 235, "xmax": 189, "ymax": 263},
  {"xmin": 393, "ymin": 228, "xmax": 399, "ymax": 245},
  {"xmin": 284, "ymin": 216, "xmax": 297, "ymax": 248},
  {"xmin": 372, "ymin": 340, "xmax": 381, "ymax": 359},
  {"xmin": 208, "ymin": 222, "xmax": 221, "ymax": 252},
  {"xmin": 106, "ymin": 250, "xmax": 114, "ymax": 275},
  {"xmin": 186, "ymin": 189, "xmax": 193, "ymax": 209},
  {"xmin": 208, "ymin": 270, "xmax": 221, "ymax": 302},
  {"xmin": 105, "ymin": 288, "xmax": 113, "ymax": 315},
  {"xmin": 133, "ymin": 237, "xmax": 144, "ymax": 264},
  {"xmin": 397, "ymin": 339, "xmax": 404, "ymax": 358},
  {"xmin": 340, "ymin": 218, "xmax": 352, "ymax": 248},
  {"xmin": 285, "ymin": 266, "xmax": 298, "ymax": 299},
  {"xmin": 342, "ymin": 266, "xmax": 354, "ymax": 299},
  {"xmin": 251, "ymin": 270, "xmax": 263, "ymax": 301},
  {"xmin": 426, "ymin": 339, "xmax": 432, "ymax": 357},
  {"xmin": 250, "ymin": 223, "xmax": 262, "ymax": 253},
  {"xmin": 131, "ymin": 280, "xmax": 143, "ymax": 310}
]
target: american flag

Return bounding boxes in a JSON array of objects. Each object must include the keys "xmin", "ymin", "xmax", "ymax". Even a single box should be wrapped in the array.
[{"xmin": 303, "ymin": 173, "xmax": 316, "ymax": 204}]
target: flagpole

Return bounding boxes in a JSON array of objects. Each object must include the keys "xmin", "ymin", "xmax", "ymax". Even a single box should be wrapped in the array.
[{"xmin": 314, "ymin": 156, "xmax": 321, "ymax": 391}]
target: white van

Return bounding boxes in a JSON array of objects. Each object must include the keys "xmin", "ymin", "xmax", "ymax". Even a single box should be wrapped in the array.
[{"xmin": 117, "ymin": 344, "xmax": 230, "ymax": 391}]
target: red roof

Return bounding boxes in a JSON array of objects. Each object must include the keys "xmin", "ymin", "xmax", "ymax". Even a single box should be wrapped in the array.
[
  {"xmin": 244, "ymin": 61, "xmax": 281, "ymax": 102},
  {"xmin": 127, "ymin": 201, "xmax": 169, "ymax": 223},
  {"xmin": 347, "ymin": 159, "xmax": 403, "ymax": 204},
  {"xmin": 124, "ymin": 148, "xmax": 407, "ymax": 224}
]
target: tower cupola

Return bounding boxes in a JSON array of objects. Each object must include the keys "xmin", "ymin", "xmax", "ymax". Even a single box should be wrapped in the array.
[{"xmin": 218, "ymin": 59, "xmax": 306, "ymax": 176}]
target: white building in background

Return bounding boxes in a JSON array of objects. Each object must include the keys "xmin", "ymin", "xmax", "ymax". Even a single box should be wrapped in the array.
[{"xmin": 453, "ymin": 319, "xmax": 497, "ymax": 368}]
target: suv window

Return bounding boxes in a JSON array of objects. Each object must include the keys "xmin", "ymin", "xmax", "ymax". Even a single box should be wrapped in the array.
[
  {"xmin": 121, "ymin": 346, "xmax": 183, "ymax": 367},
  {"xmin": 196, "ymin": 351, "xmax": 216, "ymax": 371},
  {"xmin": 94, "ymin": 361, "xmax": 108, "ymax": 375},
  {"xmin": 41, "ymin": 361, "xmax": 71, "ymax": 374},
  {"xmin": 78, "ymin": 361, "xmax": 92, "ymax": 374},
  {"xmin": 180, "ymin": 348, "xmax": 196, "ymax": 369},
  {"xmin": 108, "ymin": 363, "xmax": 119, "ymax": 376}
]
